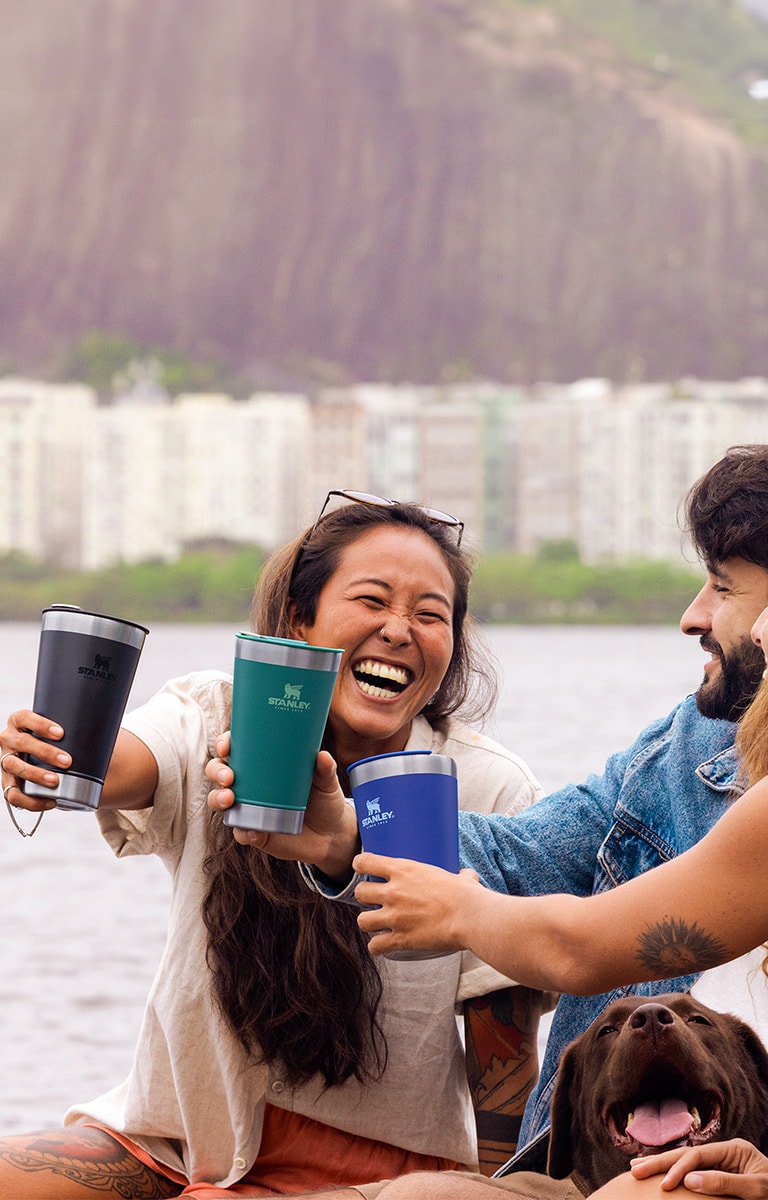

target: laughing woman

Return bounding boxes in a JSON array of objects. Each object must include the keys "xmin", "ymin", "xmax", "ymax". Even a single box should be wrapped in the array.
[{"xmin": 0, "ymin": 493, "xmax": 542, "ymax": 1200}]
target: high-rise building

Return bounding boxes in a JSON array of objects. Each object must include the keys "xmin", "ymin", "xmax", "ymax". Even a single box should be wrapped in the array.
[{"xmin": 0, "ymin": 379, "xmax": 95, "ymax": 566}]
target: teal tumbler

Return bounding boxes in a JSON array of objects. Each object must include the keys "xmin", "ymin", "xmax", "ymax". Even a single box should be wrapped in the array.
[{"xmin": 224, "ymin": 633, "xmax": 342, "ymax": 833}]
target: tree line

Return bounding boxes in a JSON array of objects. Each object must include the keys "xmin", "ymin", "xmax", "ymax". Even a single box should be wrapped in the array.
[{"xmin": 0, "ymin": 541, "xmax": 703, "ymax": 626}]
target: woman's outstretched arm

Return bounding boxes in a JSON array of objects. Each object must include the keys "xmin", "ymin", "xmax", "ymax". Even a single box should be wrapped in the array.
[{"xmin": 0, "ymin": 709, "xmax": 157, "ymax": 812}]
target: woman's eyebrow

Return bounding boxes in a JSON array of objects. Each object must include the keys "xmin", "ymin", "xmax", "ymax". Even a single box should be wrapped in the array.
[{"xmin": 348, "ymin": 577, "xmax": 452, "ymax": 605}]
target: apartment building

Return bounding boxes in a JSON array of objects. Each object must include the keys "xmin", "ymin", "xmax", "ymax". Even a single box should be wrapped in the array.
[
  {"xmin": 80, "ymin": 393, "xmax": 180, "ymax": 569},
  {"xmin": 3, "ymin": 374, "xmax": 768, "ymax": 570},
  {"xmin": 575, "ymin": 384, "xmax": 768, "ymax": 563},
  {"xmin": 317, "ymin": 384, "xmax": 484, "ymax": 546},
  {"xmin": 174, "ymin": 392, "xmax": 312, "ymax": 552},
  {"xmin": 0, "ymin": 379, "xmax": 95, "ymax": 565}
]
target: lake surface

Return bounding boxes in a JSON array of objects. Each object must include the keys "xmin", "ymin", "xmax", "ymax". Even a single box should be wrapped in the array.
[{"xmin": 0, "ymin": 622, "xmax": 704, "ymax": 1134}]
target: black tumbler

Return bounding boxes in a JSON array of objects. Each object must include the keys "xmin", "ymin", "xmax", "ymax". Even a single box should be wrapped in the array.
[{"xmin": 23, "ymin": 605, "xmax": 149, "ymax": 810}]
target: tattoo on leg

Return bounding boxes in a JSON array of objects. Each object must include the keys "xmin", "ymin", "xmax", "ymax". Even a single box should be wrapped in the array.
[
  {"xmin": 636, "ymin": 918, "xmax": 727, "ymax": 975},
  {"xmin": 465, "ymin": 986, "xmax": 544, "ymax": 1171},
  {"xmin": 1, "ymin": 1131, "xmax": 181, "ymax": 1198}
]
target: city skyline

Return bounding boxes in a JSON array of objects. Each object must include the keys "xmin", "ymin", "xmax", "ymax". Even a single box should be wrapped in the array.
[{"xmin": 3, "ymin": 372, "xmax": 768, "ymax": 572}]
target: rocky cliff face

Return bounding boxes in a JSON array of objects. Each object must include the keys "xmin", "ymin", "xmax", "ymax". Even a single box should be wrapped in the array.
[{"xmin": 1, "ymin": 0, "xmax": 767, "ymax": 384}]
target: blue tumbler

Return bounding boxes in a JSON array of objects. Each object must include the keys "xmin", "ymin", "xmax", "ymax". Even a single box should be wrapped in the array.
[{"xmin": 348, "ymin": 749, "xmax": 459, "ymax": 960}]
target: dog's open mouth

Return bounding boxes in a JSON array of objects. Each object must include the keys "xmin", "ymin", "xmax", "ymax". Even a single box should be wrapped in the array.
[{"xmin": 605, "ymin": 1074, "xmax": 723, "ymax": 1157}]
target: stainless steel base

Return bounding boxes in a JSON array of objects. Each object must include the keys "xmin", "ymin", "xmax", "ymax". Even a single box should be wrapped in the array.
[
  {"xmin": 23, "ymin": 773, "xmax": 102, "ymax": 811},
  {"xmin": 223, "ymin": 802, "xmax": 305, "ymax": 834}
]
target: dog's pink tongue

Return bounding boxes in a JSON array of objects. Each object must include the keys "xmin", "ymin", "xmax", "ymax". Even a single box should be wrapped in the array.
[{"xmin": 626, "ymin": 1099, "xmax": 694, "ymax": 1146}]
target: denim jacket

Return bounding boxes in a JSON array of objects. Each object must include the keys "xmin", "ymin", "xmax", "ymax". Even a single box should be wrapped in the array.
[{"xmin": 458, "ymin": 694, "xmax": 741, "ymax": 1153}]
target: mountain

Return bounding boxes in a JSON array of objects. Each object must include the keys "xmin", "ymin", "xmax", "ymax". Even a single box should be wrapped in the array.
[{"xmin": 2, "ymin": 0, "xmax": 768, "ymax": 386}]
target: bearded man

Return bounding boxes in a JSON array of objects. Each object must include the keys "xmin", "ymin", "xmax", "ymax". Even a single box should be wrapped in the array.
[{"xmin": 477, "ymin": 443, "xmax": 768, "ymax": 1170}]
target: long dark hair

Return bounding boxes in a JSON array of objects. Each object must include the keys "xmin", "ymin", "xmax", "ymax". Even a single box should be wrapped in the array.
[{"xmin": 202, "ymin": 500, "xmax": 497, "ymax": 1088}]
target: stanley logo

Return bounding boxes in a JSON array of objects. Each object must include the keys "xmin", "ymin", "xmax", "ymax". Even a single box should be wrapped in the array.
[
  {"xmin": 268, "ymin": 682, "xmax": 311, "ymax": 711},
  {"xmin": 361, "ymin": 795, "xmax": 394, "ymax": 827},
  {"xmin": 78, "ymin": 653, "xmax": 117, "ymax": 682}
]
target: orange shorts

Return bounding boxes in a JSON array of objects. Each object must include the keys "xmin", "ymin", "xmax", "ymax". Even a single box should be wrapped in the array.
[{"xmin": 87, "ymin": 1103, "xmax": 468, "ymax": 1197}]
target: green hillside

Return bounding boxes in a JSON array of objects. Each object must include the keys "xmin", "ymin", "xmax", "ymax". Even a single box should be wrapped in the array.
[{"xmin": 507, "ymin": 0, "xmax": 768, "ymax": 143}]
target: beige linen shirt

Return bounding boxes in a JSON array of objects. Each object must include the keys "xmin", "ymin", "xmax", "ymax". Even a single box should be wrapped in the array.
[{"xmin": 65, "ymin": 671, "xmax": 542, "ymax": 1188}]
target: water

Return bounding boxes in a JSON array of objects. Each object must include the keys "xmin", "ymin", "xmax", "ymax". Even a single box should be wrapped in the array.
[{"xmin": 0, "ymin": 622, "xmax": 703, "ymax": 1134}]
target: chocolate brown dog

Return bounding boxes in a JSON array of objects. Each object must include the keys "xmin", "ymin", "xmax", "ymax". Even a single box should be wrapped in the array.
[{"xmin": 547, "ymin": 992, "xmax": 768, "ymax": 1194}]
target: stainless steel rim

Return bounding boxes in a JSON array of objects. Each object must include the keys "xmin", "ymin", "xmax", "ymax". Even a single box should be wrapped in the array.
[
  {"xmin": 42, "ymin": 608, "xmax": 148, "ymax": 648},
  {"xmin": 235, "ymin": 633, "xmax": 341, "ymax": 671},
  {"xmin": 348, "ymin": 752, "xmax": 458, "ymax": 789}
]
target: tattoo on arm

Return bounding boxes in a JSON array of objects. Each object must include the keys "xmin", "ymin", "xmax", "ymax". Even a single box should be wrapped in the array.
[{"xmin": 636, "ymin": 918, "xmax": 728, "ymax": 976}]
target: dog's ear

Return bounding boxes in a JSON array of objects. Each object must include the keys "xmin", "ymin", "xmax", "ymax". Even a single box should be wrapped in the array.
[
  {"xmin": 736, "ymin": 1019, "xmax": 768, "ymax": 1085},
  {"xmin": 729, "ymin": 1016, "xmax": 768, "ymax": 1152},
  {"xmin": 547, "ymin": 1039, "xmax": 582, "ymax": 1179}
]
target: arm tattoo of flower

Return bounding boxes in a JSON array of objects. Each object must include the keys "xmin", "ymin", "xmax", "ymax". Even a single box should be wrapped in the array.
[{"xmin": 636, "ymin": 917, "xmax": 728, "ymax": 976}]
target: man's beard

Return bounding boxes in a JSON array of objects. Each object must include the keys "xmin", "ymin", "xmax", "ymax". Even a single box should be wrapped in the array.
[{"xmin": 696, "ymin": 634, "xmax": 766, "ymax": 722}]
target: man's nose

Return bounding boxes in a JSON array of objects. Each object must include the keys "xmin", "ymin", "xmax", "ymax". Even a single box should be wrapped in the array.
[{"xmin": 680, "ymin": 583, "xmax": 712, "ymax": 637}]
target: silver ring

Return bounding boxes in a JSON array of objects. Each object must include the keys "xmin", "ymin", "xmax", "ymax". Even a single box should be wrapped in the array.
[
  {"xmin": 0, "ymin": 751, "xmax": 13, "ymax": 773},
  {"xmin": 2, "ymin": 783, "xmax": 15, "ymax": 802}
]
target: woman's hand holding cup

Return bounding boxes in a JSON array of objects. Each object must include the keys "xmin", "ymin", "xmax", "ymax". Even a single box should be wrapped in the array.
[
  {"xmin": 205, "ymin": 735, "xmax": 360, "ymax": 881},
  {"xmin": 0, "ymin": 708, "xmax": 71, "ymax": 812},
  {"xmin": 205, "ymin": 730, "xmax": 237, "ymax": 812}
]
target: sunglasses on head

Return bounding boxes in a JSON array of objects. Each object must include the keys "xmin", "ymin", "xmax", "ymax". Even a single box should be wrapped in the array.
[{"xmin": 308, "ymin": 489, "xmax": 464, "ymax": 547}]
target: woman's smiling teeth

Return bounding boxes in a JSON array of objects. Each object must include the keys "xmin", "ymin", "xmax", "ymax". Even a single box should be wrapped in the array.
[{"xmin": 353, "ymin": 659, "xmax": 411, "ymax": 697}]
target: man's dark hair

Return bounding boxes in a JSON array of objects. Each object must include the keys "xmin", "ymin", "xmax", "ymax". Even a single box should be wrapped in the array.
[{"xmin": 684, "ymin": 445, "xmax": 768, "ymax": 569}]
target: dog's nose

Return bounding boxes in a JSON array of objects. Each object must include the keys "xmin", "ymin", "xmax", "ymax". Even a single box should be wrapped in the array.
[{"xmin": 628, "ymin": 1002, "xmax": 675, "ymax": 1035}]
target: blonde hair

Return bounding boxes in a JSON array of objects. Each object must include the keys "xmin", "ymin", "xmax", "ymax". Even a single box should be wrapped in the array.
[
  {"xmin": 736, "ymin": 673, "xmax": 768, "ymax": 788},
  {"xmin": 735, "ymin": 673, "xmax": 768, "ymax": 977}
]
